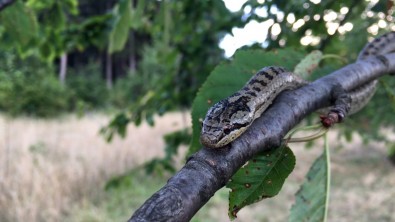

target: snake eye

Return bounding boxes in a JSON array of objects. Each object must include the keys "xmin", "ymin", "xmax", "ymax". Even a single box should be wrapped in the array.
[{"xmin": 223, "ymin": 126, "xmax": 231, "ymax": 135}]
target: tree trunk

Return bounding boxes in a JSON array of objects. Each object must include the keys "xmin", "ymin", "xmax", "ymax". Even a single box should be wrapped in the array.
[
  {"xmin": 106, "ymin": 52, "xmax": 113, "ymax": 89},
  {"xmin": 59, "ymin": 53, "xmax": 67, "ymax": 85},
  {"xmin": 129, "ymin": 31, "xmax": 136, "ymax": 74}
]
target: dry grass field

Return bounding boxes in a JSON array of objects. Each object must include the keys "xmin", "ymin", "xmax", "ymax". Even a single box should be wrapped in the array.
[
  {"xmin": 0, "ymin": 112, "xmax": 189, "ymax": 222},
  {"xmin": 0, "ymin": 112, "xmax": 394, "ymax": 222}
]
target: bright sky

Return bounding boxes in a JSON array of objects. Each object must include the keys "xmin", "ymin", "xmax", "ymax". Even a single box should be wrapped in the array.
[
  {"xmin": 220, "ymin": 0, "xmax": 285, "ymax": 57},
  {"xmin": 220, "ymin": 0, "xmax": 390, "ymax": 57},
  {"xmin": 220, "ymin": 0, "xmax": 273, "ymax": 57}
]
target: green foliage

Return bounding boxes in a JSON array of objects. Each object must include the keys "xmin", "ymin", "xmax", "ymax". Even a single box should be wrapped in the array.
[
  {"xmin": 103, "ymin": 0, "xmax": 241, "ymax": 139},
  {"xmin": 0, "ymin": 70, "xmax": 68, "ymax": 117},
  {"xmin": 0, "ymin": 52, "xmax": 70, "ymax": 117},
  {"xmin": 29, "ymin": 141, "xmax": 48, "ymax": 156},
  {"xmin": 108, "ymin": 79, "xmax": 133, "ymax": 110},
  {"xmin": 108, "ymin": 0, "xmax": 132, "ymax": 53},
  {"xmin": 0, "ymin": 52, "xmax": 108, "ymax": 117},
  {"xmin": 67, "ymin": 62, "xmax": 109, "ymax": 109},
  {"xmin": 100, "ymin": 112, "xmax": 130, "ymax": 141},
  {"xmin": 65, "ymin": 14, "xmax": 112, "ymax": 50},
  {"xmin": 190, "ymin": 49, "xmax": 305, "ymax": 153},
  {"xmin": 227, "ymin": 145, "xmax": 296, "ymax": 220},
  {"xmin": 26, "ymin": 0, "xmax": 78, "ymax": 14},
  {"xmin": 1, "ymin": 1, "xmax": 394, "ymax": 218},
  {"xmin": 109, "ymin": 74, "xmax": 141, "ymax": 109},
  {"xmin": 145, "ymin": 128, "xmax": 191, "ymax": 175},
  {"xmin": 101, "ymin": 169, "xmax": 167, "ymax": 221},
  {"xmin": 102, "ymin": 42, "xmax": 181, "ymax": 139},
  {"xmin": 237, "ymin": 0, "xmax": 395, "ymax": 147},
  {"xmin": 0, "ymin": 0, "xmax": 109, "ymax": 61},
  {"xmin": 0, "ymin": 1, "xmax": 38, "ymax": 52},
  {"xmin": 294, "ymin": 50, "xmax": 323, "ymax": 79},
  {"xmin": 32, "ymin": 0, "xmax": 81, "ymax": 60},
  {"xmin": 289, "ymin": 137, "xmax": 330, "ymax": 222}
]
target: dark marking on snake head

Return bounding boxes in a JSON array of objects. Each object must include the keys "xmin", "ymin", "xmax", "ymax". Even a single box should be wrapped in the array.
[
  {"xmin": 269, "ymin": 66, "xmax": 280, "ymax": 75},
  {"xmin": 263, "ymin": 71, "xmax": 274, "ymax": 80},
  {"xmin": 269, "ymin": 66, "xmax": 286, "ymax": 75},
  {"xmin": 376, "ymin": 55, "xmax": 389, "ymax": 67},
  {"xmin": 246, "ymin": 91, "xmax": 257, "ymax": 97},
  {"xmin": 249, "ymin": 78, "xmax": 267, "ymax": 86}
]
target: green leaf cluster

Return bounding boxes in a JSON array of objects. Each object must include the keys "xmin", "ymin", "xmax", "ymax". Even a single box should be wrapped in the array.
[
  {"xmin": 227, "ymin": 145, "xmax": 296, "ymax": 219},
  {"xmin": 289, "ymin": 139, "xmax": 330, "ymax": 222},
  {"xmin": 144, "ymin": 128, "xmax": 191, "ymax": 175},
  {"xmin": 108, "ymin": 0, "xmax": 132, "ymax": 53},
  {"xmin": 0, "ymin": 1, "xmax": 38, "ymax": 52},
  {"xmin": 0, "ymin": 52, "xmax": 109, "ymax": 117},
  {"xmin": 0, "ymin": 52, "xmax": 69, "ymax": 117}
]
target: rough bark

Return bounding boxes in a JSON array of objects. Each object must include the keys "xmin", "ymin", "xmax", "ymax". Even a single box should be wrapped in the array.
[{"xmin": 130, "ymin": 53, "xmax": 395, "ymax": 222}]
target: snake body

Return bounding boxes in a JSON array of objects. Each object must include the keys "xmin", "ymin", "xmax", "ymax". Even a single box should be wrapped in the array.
[{"xmin": 200, "ymin": 32, "xmax": 395, "ymax": 149}]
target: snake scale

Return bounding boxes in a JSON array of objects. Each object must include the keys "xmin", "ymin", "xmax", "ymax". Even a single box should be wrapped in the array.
[{"xmin": 200, "ymin": 31, "xmax": 395, "ymax": 148}]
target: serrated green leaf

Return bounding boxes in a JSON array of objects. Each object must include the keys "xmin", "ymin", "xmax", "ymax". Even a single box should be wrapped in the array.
[
  {"xmin": 189, "ymin": 49, "xmax": 305, "ymax": 154},
  {"xmin": 294, "ymin": 50, "xmax": 323, "ymax": 79},
  {"xmin": 0, "ymin": 1, "xmax": 38, "ymax": 47},
  {"xmin": 100, "ymin": 112, "xmax": 130, "ymax": 142},
  {"xmin": 289, "ymin": 136, "xmax": 330, "ymax": 222},
  {"xmin": 227, "ymin": 145, "xmax": 296, "ymax": 220},
  {"xmin": 130, "ymin": 0, "xmax": 145, "ymax": 29},
  {"xmin": 46, "ymin": 2, "xmax": 66, "ymax": 31},
  {"xmin": 108, "ymin": 0, "xmax": 132, "ymax": 53},
  {"xmin": 380, "ymin": 79, "xmax": 395, "ymax": 112},
  {"xmin": 64, "ymin": 0, "xmax": 79, "ymax": 15}
]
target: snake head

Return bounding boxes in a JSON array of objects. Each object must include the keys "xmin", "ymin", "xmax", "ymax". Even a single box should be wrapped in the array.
[{"xmin": 200, "ymin": 99, "xmax": 253, "ymax": 148}]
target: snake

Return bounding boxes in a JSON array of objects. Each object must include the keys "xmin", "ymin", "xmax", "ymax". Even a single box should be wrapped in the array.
[{"xmin": 200, "ymin": 31, "xmax": 395, "ymax": 149}]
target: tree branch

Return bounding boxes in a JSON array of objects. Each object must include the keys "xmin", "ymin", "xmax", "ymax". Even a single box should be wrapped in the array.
[
  {"xmin": 0, "ymin": 0, "xmax": 16, "ymax": 12},
  {"xmin": 129, "ymin": 53, "xmax": 395, "ymax": 222}
]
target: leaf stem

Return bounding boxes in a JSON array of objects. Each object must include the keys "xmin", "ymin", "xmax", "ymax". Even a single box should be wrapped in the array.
[
  {"xmin": 323, "ymin": 133, "xmax": 331, "ymax": 222},
  {"xmin": 285, "ymin": 124, "xmax": 322, "ymax": 139},
  {"xmin": 321, "ymin": 54, "xmax": 347, "ymax": 64},
  {"xmin": 285, "ymin": 124, "xmax": 328, "ymax": 143}
]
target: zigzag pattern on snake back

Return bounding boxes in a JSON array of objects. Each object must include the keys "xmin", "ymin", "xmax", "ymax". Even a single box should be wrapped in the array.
[{"xmin": 200, "ymin": 31, "xmax": 395, "ymax": 149}]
